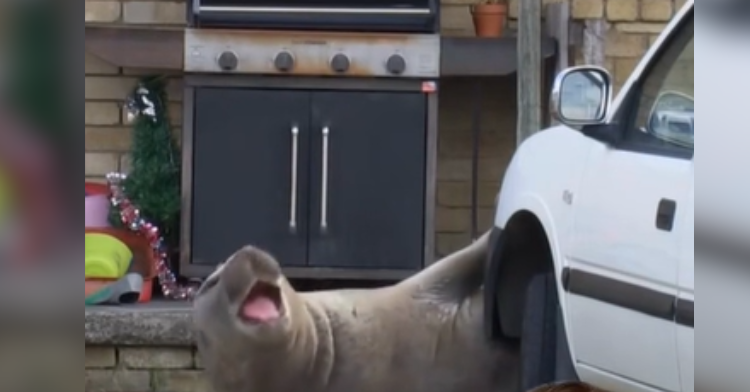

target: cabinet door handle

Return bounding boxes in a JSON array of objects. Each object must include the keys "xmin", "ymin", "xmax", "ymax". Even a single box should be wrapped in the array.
[
  {"xmin": 289, "ymin": 126, "xmax": 299, "ymax": 232},
  {"xmin": 320, "ymin": 126, "xmax": 330, "ymax": 231}
]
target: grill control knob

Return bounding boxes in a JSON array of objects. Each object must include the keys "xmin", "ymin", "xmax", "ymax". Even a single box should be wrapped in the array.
[
  {"xmin": 330, "ymin": 53, "xmax": 350, "ymax": 73},
  {"xmin": 386, "ymin": 54, "xmax": 406, "ymax": 75},
  {"xmin": 274, "ymin": 51, "xmax": 295, "ymax": 72},
  {"xmin": 217, "ymin": 51, "xmax": 238, "ymax": 71}
]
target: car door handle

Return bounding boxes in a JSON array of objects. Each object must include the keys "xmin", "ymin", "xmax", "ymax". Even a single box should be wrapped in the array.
[{"xmin": 656, "ymin": 198, "xmax": 677, "ymax": 231}]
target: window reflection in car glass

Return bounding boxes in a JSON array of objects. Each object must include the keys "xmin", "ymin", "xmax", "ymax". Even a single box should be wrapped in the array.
[
  {"xmin": 636, "ymin": 32, "xmax": 693, "ymax": 150},
  {"xmin": 648, "ymin": 91, "xmax": 693, "ymax": 149}
]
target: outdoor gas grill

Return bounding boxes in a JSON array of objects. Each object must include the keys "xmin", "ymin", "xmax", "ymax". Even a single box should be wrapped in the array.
[{"xmin": 182, "ymin": 0, "xmax": 441, "ymax": 280}]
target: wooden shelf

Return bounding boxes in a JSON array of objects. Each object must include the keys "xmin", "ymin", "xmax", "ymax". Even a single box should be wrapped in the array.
[
  {"xmin": 440, "ymin": 36, "xmax": 557, "ymax": 77},
  {"xmin": 85, "ymin": 26, "xmax": 557, "ymax": 76}
]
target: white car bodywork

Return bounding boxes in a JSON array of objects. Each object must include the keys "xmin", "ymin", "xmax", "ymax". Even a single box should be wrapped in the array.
[
  {"xmin": 696, "ymin": 7, "xmax": 749, "ymax": 392},
  {"xmin": 491, "ymin": 2, "xmax": 702, "ymax": 391}
]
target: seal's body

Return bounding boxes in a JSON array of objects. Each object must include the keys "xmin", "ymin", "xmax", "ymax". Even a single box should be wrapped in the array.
[{"xmin": 193, "ymin": 232, "xmax": 519, "ymax": 392}]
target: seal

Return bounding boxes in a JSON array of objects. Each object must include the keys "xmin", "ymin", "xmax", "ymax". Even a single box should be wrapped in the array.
[{"xmin": 193, "ymin": 231, "xmax": 519, "ymax": 392}]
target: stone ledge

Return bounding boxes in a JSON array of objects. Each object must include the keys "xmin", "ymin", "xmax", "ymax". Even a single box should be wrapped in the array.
[
  {"xmin": 85, "ymin": 301, "xmax": 194, "ymax": 346},
  {"xmin": 85, "ymin": 25, "xmax": 185, "ymax": 70}
]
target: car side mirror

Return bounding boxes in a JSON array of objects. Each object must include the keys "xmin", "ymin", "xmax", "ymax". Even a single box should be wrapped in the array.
[{"xmin": 551, "ymin": 66, "xmax": 613, "ymax": 127}]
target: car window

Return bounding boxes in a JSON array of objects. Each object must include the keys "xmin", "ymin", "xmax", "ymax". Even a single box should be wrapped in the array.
[{"xmin": 624, "ymin": 17, "xmax": 693, "ymax": 155}]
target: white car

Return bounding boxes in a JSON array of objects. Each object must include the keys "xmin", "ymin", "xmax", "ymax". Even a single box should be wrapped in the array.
[{"xmin": 483, "ymin": 1, "xmax": 707, "ymax": 391}]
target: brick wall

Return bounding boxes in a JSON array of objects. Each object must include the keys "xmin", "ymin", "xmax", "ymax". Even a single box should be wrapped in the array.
[
  {"xmin": 85, "ymin": 0, "xmax": 185, "ymax": 181},
  {"xmin": 84, "ymin": 55, "xmax": 183, "ymax": 180},
  {"xmin": 86, "ymin": 346, "xmax": 209, "ymax": 392},
  {"xmin": 84, "ymin": 0, "xmax": 681, "ymax": 257},
  {"xmin": 563, "ymin": 0, "xmax": 681, "ymax": 90},
  {"xmin": 436, "ymin": 77, "xmax": 517, "ymax": 254},
  {"xmin": 447, "ymin": 0, "xmax": 683, "ymax": 92}
]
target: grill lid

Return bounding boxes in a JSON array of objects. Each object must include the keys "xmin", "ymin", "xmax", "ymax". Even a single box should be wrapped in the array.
[
  {"xmin": 201, "ymin": 0, "xmax": 431, "ymax": 10},
  {"xmin": 189, "ymin": 0, "xmax": 438, "ymax": 32}
]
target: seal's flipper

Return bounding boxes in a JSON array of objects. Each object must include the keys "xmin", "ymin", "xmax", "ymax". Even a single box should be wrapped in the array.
[{"xmin": 404, "ymin": 230, "xmax": 491, "ymax": 299}]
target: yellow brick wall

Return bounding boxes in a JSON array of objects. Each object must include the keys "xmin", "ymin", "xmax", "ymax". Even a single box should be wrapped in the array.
[
  {"xmin": 85, "ymin": 0, "xmax": 185, "ymax": 182},
  {"xmin": 564, "ymin": 0, "xmax": 680, "ymax": 90},
  {"xmin": 86, "ymin": 346, "xmax": 209, "ymax": 392},
  {"xmin": 84, "ymin": 56, "xmax": 183, "ymax": 181},
  {"xmin": 84, "ymin": 0, "xmax": 682, "ymax": 258},
  {"xmin": 435, "ymin": 78, "xmax": 517, "ymax": 255},
  {"xmin": 452, "ymin": 0, "xmax": 683, "ymax": 92}
]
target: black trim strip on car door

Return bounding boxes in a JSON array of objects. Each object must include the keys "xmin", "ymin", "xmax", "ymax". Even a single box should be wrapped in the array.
[
  {"xmin": 562, "ymin": 268, "xmax": 693, "ymax": 328},
  {"xmin": 675, "ymin": 298, "xmax": 693, "ymax": 328}
]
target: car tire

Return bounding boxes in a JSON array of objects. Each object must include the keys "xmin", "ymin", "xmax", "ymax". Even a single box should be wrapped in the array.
[{"xmin": 520, "ymin": 272, "xmax": 577, "ymax": 390}]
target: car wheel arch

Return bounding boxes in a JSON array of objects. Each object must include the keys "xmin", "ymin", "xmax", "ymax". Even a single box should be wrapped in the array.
[{"xmin": 485, "ymin": 210, "xmax": 556, "ymax": 341}]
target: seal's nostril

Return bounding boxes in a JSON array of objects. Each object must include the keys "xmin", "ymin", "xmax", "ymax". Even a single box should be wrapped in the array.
[
  {"xmin": 195, "ymin": 274, "xmax": 219, "ymax": 297},
  {"xmin": 237, "ymin": 246, "xmax": 283, "ymax": 279},
  {"xmin": 222, "ymin": 256, "xmax": 256, "ymax": 304}
]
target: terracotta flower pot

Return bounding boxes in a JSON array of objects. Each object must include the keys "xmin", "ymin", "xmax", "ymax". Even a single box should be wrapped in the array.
[{"xmin": 471, "ymin": 3, "xmax": 507, "ymax": 37}]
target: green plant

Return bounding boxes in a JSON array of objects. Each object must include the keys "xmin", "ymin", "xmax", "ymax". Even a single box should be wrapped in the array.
[{"xmin": 112, "ymin": 77, "xmax": 181, "ymax": 248}]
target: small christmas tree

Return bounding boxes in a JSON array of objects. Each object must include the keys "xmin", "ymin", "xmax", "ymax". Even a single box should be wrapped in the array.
[{"xmin": 118, "ymin": 77, "xmax": 181, "ymax": 247}]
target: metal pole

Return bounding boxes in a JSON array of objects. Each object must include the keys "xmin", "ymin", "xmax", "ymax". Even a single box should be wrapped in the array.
[
  {"xmin": 470, "ymin": 81, "xmax": 482, "ymax": 240},
  {"xmin": 517, "ymin": 0, "xmax": 543, "ymax": 145}
]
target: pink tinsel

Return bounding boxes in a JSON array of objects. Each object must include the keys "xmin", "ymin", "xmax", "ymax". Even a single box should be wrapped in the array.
[{"xmin": 106, "ymin": 172, "xmax": 198, "ymax": 300}]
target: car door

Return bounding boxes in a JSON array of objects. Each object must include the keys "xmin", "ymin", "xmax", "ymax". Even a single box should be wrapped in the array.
[
  {"xmin": 564, "ymin": 10, "xmax": 693, "ymax": 392},
  {"xmin": 676, "ymin": 186, "xmax": 693, "ymax": 392},
  {"xmin": 565, "ymin": 142, "xmax": 688, "ymax": 392},
  {"xmin": 697, "ymin": 13, "xmax": 748, "ymax": 392}
]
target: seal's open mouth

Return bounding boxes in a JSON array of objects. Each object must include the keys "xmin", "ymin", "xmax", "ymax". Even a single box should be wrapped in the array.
[{"xmin": 239, "ymin": 281, "xmax": 283, "ymax": 323}]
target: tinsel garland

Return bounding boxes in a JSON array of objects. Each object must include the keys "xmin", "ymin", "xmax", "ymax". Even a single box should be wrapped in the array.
[
  {"xmin": 106, "ymin": 78, "xmax": 197, "ymax": 300},
  {"xmin": 107, "ymin": 173, "xmax": 197, "ymax": 300}
]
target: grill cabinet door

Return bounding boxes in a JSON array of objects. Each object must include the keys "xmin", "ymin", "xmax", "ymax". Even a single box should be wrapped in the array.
[
  {"xmin": 307, "ymin": 91, "xmax": 426, "ymax": 270},
  {"xmin": 191, "ymin": 88, "xmax": 311, "ymax": 267}
]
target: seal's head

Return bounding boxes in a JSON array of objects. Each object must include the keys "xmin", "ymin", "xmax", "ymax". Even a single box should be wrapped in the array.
[{"xmin": 194, "ymin": 246, "xmax": 294, "ymax": 344}]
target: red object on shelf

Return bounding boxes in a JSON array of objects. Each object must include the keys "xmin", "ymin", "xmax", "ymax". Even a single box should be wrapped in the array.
[
  {"xmin": 85, "ymin": 228, "xmax": 156, "ymax": 302},
  {"xmin": 85, "ymin": 182, "xmax": 109, "ymax": 196}
]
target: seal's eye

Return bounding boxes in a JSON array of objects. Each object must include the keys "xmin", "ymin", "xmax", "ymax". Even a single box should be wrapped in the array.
[
  {"xmin": 239, "ymin": 281, "xmax": 283, "ymax": 323},
  {"xmin": 195, "ymin": 272, "xmax": 220, "ymax": 297}
]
